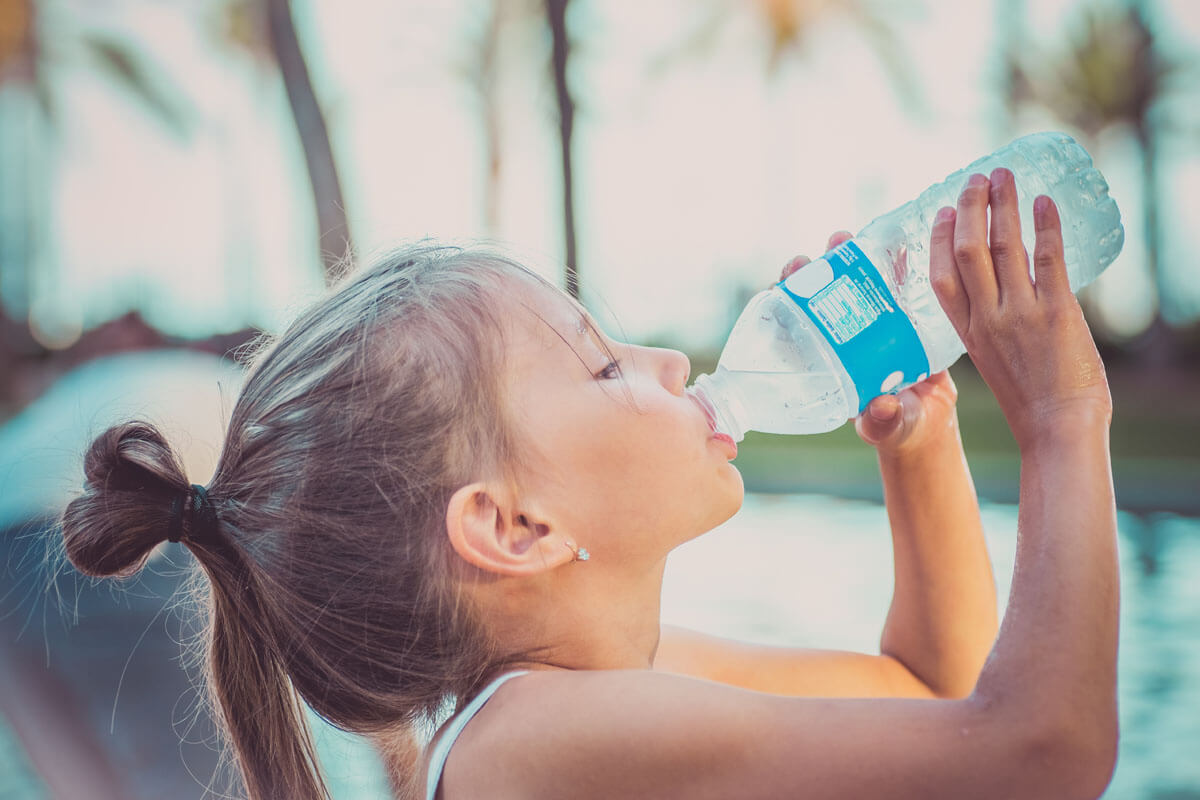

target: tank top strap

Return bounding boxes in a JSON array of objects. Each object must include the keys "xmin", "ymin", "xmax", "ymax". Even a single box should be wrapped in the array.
[{"xmin": 425, "ymin": 670, "xmax": 531, "ymax": 800}]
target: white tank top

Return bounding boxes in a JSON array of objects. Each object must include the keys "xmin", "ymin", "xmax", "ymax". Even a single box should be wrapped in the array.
[{"xmin": 425, "ymin": 671, "xmax": 530, "ymax": 800}]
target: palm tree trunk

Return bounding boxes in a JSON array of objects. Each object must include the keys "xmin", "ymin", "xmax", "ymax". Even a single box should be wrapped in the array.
[
  {"xmin": 1139, "ymin": 122, "xmax": 1163, "ymax": 316},
  {"xmin": 546, "ymin": 0, "xmax": 579, "ymax": 300},
  {"xmin": 1134, "ymin": 117, "xmax": 1176, "ymax": 366},
  {"xmin": 480, "ymin": 1, "xmax": 503, "ymax": 233},
  {"xmin": 995, "ymin": 0, "xmax": 1027, "ymax": 134},
  {"xmin": 264, "ymin": 0, "xmax": 352, "ymax": 283}
]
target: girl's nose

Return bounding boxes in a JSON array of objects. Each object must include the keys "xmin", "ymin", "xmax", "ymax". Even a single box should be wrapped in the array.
[{"xmin": 655, "ymin": 347, "xmax": 690, "ymax": 396}]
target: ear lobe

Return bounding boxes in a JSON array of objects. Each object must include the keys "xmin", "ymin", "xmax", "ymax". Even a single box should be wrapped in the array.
[{"xmin": 446, "ymin": 484, "xmax": 572, "ymax": 576}]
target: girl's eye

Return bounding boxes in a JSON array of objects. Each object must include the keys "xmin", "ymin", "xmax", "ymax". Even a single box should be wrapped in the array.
[{"xmin": 595, "ymin": 360, "xmax": 622, "ymax": 380}]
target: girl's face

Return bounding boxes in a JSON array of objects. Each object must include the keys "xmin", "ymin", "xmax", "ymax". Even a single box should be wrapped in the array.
[{"xmin": 502, "ymin": 278, "xmax": 743, "ymax": 563}]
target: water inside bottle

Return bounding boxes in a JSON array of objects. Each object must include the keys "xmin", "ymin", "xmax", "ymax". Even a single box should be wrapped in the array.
[{"xmin": 711, "ymin": 367, "xmax": 850, "ymax": 435}]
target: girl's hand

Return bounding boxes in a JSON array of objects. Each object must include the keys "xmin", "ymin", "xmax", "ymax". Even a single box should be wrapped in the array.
[
  {"xmin": 929, "ymin": 168, "xmax": 1111, "ymax": 450},
  {"xmin": 778, "ymin": 230, "xmax": 854, "ymax": 285},
  {"xmin": 854, "ymin": 371, "xmax": 959, "ymax": 456},
  {"xmin": 781, "ymin": 233, "xmax": 962, "ymax": 456}
]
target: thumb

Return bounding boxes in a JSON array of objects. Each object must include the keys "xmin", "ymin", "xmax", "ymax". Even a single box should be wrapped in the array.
[{"xmin": 855, "ymin": 394, "xmax": 903, "ymax": 445}]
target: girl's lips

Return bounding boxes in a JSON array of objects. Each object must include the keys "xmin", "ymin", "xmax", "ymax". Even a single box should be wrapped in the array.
[
  {"xmin": 688, "ymin": 388, "xmax": 718, "ymax": 434},
  {"xmin": 688, "ymin": 389, "xmax": 737, "ymax": 459},
  {"xmin": 713, "ymin": 431, "xmax": 738, "ymax": 458}
]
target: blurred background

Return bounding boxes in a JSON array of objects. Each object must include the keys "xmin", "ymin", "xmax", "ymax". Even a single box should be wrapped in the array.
[{"xmin": 0, "ymin": 0, "xmax": 1197, "ymax": 797}]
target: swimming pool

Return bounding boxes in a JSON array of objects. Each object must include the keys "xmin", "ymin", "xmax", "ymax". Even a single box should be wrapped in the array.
[
  {"xmin": 663, "ymin": 494, "xmax": 1200, "ymax": 800},
  {"xmin": 305, "ymin": 493, "xmax": 1200, "ymax": 799},
  {"xmin": 2, "ymin": 494, "xmax": 1196, "ymax": 798}
]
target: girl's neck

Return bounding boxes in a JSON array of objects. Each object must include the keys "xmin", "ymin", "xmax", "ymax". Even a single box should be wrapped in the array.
[{"xmin": 486, "ymin": 556, "xmax": 670, "ymax": 673}]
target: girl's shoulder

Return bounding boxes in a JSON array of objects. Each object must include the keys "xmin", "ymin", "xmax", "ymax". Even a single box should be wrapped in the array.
[
  {"xmin": 423, "ymin": 670, "xmax": 531, "ymax": 799},
  {"xmin": 432, "ymin": 667, "xmax": 1053, "ymax": 800},
  {"xmin": 434, "ymin": 669, "xmax": 697, "ymax": 799}
]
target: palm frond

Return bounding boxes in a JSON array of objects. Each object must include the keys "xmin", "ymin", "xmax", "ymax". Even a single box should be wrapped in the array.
[{"xmin": 82, "ymin": 35, "xmax": 191, "ymax": 138}]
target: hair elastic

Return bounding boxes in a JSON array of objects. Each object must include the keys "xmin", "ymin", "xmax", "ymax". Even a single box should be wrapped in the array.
[{"xmin": 167, "ymin": 484, "xmax": 219, "ymax": 544}]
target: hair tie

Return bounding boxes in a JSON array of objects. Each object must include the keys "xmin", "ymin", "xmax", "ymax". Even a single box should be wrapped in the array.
[{"xmin": 166, "ymin": 484, "xmax": 219, "ymax": 544}]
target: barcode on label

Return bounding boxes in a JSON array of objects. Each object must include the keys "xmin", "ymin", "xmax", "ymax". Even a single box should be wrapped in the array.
[{"xmin": 807, "ymin": 275, "xmax": 879, "ymax": 344}]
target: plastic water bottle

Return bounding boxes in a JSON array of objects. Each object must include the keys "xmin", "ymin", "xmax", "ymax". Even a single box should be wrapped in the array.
[{"xmin": 690, "ymin": 131, "xmax": 1124, "ymax": 440}]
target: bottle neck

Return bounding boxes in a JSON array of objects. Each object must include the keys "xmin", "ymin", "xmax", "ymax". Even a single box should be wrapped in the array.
[{"xmin": 691, "ymin": 371, "xmax": 747, "ymax": 443}]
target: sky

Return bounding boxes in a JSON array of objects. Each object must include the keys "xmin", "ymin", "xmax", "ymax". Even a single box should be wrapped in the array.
[{"xmin": 9, "ymin": 0, "xmax": 1200, "ymax": 351}]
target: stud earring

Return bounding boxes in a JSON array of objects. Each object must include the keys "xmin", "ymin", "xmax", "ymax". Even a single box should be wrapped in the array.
[{"xmin": 565, "ymin": 541, "xmax": 590, "ymax": 562}]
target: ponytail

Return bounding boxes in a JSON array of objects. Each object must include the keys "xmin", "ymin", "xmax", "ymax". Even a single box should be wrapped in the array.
[
  {"xmin": 62, "ymin": 421, "xmax": 331, "ymax": 800},
  {"xmin": 375, "ymin": 726, "xmax": 424, "ymax": 800},
  {"xmin": 60, "ymin": 245, "xmax": 542, "ymax": 798}
]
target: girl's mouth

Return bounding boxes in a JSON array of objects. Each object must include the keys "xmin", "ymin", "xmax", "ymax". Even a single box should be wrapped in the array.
[
  {"xmin": 688, "ymin": 389, "xmax": 737, "ymax": 458},
  {"xmin": 688, "ymin": 388, "xmax": 718, "ymax": 433}
]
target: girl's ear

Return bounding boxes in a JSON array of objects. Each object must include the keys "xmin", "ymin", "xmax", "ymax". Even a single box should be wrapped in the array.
[{"xmin": 445, "ymin": 483, "xmax": 574, "ymax": 576}]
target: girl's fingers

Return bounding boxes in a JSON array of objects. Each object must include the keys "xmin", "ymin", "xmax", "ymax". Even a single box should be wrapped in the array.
[
  {"xmin": 826, "ymin": 230, "xmax": 853, "ymax": 252},
  {"xmin": 1032, "ymin": 196, "xmax": 1069, "ymax": 299},
  {"xmin": 952, "ymin": 173, "xmax": 1000, "ymax": 306},
  {"xmin": 782, "ymin": 232, "xmax": 852, "ymax": 283},
  {"xmin": 854, "ymin": 394, "xmax": 903, "ymax": 445},
  {"xmin": 929, "ymin": 207, "xmax": 969, "ymax": 334},
  {"xmin": 780, "ymin": 255, "xmax": 811, "ymax": 281},
  {"xmin": 988, "ymin": 168, "xmax": 1034, "ymax": 302},
  {"xmin": 781, "ymin": 227, "xmax": 852, "ymax": 283}
]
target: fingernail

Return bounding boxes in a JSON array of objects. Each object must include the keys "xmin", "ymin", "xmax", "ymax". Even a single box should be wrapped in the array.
[
  {"xmin": 1034, "ymin": 195, "xmax": 1049, "ymax": 225},
  {"xmin": 990, "ymin": 167, "xmax": 1010, "ymax": 186},
  {"xmin": 869, "ymin": 398, "xmax": 899, "ymax": 421},
  {"xmin": 968, "ymin": 173, "xmax": 988, "ymax": 189},
  {"xmin": 936, "ymin": 207, "xmax": 955, "ymax": 223}
]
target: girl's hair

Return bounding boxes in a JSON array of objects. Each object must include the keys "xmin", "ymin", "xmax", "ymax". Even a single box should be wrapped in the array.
[{"xmin": 60, "ymin": 244, "xmax": 539, "ymax": 800}]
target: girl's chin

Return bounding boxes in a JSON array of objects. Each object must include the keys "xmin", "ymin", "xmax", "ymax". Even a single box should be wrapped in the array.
[
  {"xmin": 722, "ymin": 465, "xmax": 746, "ymax": 511},
  {"xmin": 687, "ymin": 477, "xmax": 745, "ymax": 541}
]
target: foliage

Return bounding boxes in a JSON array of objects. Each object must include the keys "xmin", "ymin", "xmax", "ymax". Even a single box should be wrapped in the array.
[
  {"xmin": 1007, "ymin": 2, "xmax": 1186, "ymax": 138},
  {"xmin": 0, "ymin": 0, "xmax": 189, "ymax": 134},
  {"xmin": 658, "ymin": 0, "xmax": 923, "ymax": 109},
  {"xmin": 1003, "ymin": 0, "xmax": 1200, "ymax": 343}
]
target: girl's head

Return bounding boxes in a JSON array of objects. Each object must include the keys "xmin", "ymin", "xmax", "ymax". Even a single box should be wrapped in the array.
[
  {"xmin": 464, "ymin": 274, "xmax": 743, "ymax": 574},
  {"xmin": 58, "ymin": 242, "xmax": 741, "ymax": 799}
]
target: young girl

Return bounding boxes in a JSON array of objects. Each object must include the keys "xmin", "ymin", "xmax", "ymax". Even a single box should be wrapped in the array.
[{"xmin": 61, "ymin": 168, "xmax": 1118, "ymax": 800}]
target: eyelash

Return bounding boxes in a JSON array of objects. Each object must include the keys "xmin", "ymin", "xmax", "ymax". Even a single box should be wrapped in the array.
[{"xmin": 595, "ymin": 360, "xmax": 622, "ymax": 380}]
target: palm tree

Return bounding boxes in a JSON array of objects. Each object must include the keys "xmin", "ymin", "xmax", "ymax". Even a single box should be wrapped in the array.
[
  {"xmin": 662, "ymin": 0, "xmax": 921, "ymax": 104},
  {"xmin": 1006, "ymin": 0, "xmax": 1193, "ymax": 355},
  {"xmin": 0, "ymin": 0, "xmax": 352, "ymax": 334},
  {"xmin": 265, "ymin": 0, "xmax": 352, "ymax": 278},
  {"xmin": 536, "ymin": 0, "xmax": 921, "ymax": 305},
  {"xmin": 0, "ymin": 0, "xmax": 190, "ymax": 325},
  {"xmin": 546, "ymin": 0, "xmax": 580, "ymax": 300},
  {"xmin": 457, "ymin": 0, "xmax": 580, "ymax": 298},
  {"xmin": 219, "ymin": 0, "xmax": 353, "ymax": 282},
  {"xmin": 458, "ymin": 0, "xmax": 507, "ymax": 234}
]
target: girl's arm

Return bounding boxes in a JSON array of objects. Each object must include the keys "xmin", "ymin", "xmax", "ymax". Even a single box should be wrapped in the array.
[
  {"xmin": 655, "ymin": 384, "xmax": 996, "ymax": 701},
  {"xmin": 657, "ymin": 240, "xmax": 999, "ymax": 700},
  {"xmin": 865, "ymin": 373, "xmax": 998, "ymax": 698},
  {"xmin": 450, "ymin": 170, "xmax": 1118, "ymax": 800}
]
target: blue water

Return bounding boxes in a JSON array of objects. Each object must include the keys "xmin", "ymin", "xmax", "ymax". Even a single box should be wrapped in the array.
[
  {"xmin": 2, "ymin": 494, "xmax": 1197, "ymax": 798},
  {"xmin": 662, "ymin": 495, "xmax": 1200, "ymax": 800},
  {"xmin": 0, "ymin": 718, "xmax": 45, "ymax": 800}
]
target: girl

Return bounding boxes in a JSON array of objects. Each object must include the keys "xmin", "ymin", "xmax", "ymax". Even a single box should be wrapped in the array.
[{"xmin": 62, "ymin": 168, "xmax": 1118, "ymax": 800}]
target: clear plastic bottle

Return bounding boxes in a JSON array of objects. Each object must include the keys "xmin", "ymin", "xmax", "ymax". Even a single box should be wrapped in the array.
[{"xmin": 691, "ymin": 131, "xmax": 1124, "ymax": 440}]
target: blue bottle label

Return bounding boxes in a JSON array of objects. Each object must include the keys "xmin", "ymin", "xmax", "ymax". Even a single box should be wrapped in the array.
[{"xmin": 779, "ymin": 241, "xmax": 930, "ymax": 413}]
